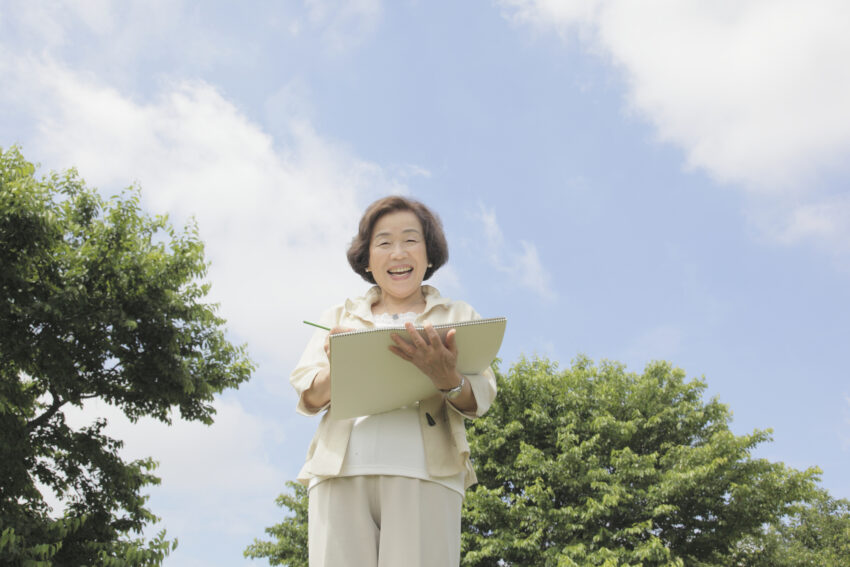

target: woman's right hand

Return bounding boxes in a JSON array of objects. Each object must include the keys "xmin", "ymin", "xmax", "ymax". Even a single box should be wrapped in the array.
[
  {"xmin": 305, "ymin": 327, "xmax": 354, "ymax": 411},
  {"xmin": 324, "ymin": 326, "xmax": 355, "ymax": 358}
]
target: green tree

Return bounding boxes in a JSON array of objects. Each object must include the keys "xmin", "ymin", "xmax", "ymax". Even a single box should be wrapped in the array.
[
  {"xmin": 244, "ymin": 481, "xmax": 308, "ymax": 567},
  {"xmin": 1, "ymin": 147, "xmax": 254, "ymax": 565},
  {"xmin": 462, "ymin": 356, "xmax": 817, "ymax": 566}
]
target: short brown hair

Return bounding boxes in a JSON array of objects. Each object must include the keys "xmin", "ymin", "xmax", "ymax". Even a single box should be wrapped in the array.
[{"xmin": 347, "ymin": 196, "xmax": 449, "ymax": 284}]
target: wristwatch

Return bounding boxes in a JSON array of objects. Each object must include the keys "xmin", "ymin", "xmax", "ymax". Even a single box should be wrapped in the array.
[{"xmin": 441, "ymin": 375, "xmax": 465, "ymax": 400}]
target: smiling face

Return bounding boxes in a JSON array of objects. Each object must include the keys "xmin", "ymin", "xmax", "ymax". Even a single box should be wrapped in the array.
[{"xmin": 368, "ymin": 209, "xmax": 429, "ymax": 311}]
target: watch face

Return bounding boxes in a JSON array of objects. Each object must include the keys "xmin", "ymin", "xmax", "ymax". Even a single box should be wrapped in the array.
[{"xmin": 445, "ymin": 377, "xmax": 464, "ymax": 400}]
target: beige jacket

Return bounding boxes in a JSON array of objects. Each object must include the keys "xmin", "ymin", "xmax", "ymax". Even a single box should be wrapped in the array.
[{"xmin": 290, "ymin": 285, "xmax": 498, "ymax": 489}]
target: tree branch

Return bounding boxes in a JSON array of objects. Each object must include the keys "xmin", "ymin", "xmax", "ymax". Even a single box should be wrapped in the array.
[{"xmin": 26, "ymin": 387, "xmax": 67, "ymax": 431}]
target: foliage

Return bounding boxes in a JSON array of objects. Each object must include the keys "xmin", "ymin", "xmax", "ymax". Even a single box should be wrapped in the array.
[
  {"xmin": 1, "ymin": 147, "xmax": 254, "ymax": 565},
  {"xmin": 731, "ymin": 489, "xmax": 850, "ymax": 567},
  {"xmin": 244, "ymin": 481, "xmax": 308, "ymax": 567},
  {"xmin": 461, "ymin": 356, "xmax": 818, "ymax": 566},
  {"xmin": 248, "ymin": 354, "xmax": 840, "ymax": 567}
]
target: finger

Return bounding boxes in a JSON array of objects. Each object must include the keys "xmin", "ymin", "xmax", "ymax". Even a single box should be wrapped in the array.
[
  {"xmin": 405, "ymin": 322, "xmax": 429, "ymax": 347},
  {"xmin": 445, "ymin": 328, "xmax": 458, "ymax": 354},
  {"xmin": 388, "ymin": 345, "xmax": 411, "ymax": 360},
  {"xmin": 425, "ymin": 324, "xmax": 442, "ymax": 349},
  {"xmin": 390, "ymin": 332, "xmax": 414, "ymax": 350},
  {"xmin": 325, "ymin": 326, "xmax": 353, "ymax": 357}
]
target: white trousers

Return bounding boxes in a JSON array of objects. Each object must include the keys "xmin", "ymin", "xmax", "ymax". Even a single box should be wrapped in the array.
[{"xmin": 308, "ymin": 475, "xmax": 462, "ymax": 567}]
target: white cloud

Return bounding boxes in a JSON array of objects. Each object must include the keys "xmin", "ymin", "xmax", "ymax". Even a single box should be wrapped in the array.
[
  {"xmin": 750, "ymin": 193, "xmax": 850, "ymax": 256},
  {"xmin": 499, "ymin": 0, "xmax": 602, "ymax": 32},
  {"xmin": 1, "ymin": 54, "xmax": 409, "ymax": 369},
  {"xmin": 265, "ymin": 77, "xmax": 318, "ymax": 125},
  {"xmin": 305, "ymin": 0, "xmax": 383, "ymax": 52},
  {"xmin": 64, "ymin": 398, "xmax": 280, "ymax": 496},
  {"xmin": 63, "ymin": 0, "xmax": 116, "ymax": 35},
  {"xmin": 499, "ymin": 0, "xmax": 850, "ymax": 249},
  {"xmin": 63, "ymin": 397, "xmax": 285, "ymax": 541},
  {"xmin": 477, "ymin": 204, "xmax": 556, "ymax": 300}
]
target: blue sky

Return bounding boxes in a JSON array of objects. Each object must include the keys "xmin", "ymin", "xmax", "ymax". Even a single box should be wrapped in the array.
[{"xmin": 2, "ymin": 1, "xmax": 850, "ymax": 565}]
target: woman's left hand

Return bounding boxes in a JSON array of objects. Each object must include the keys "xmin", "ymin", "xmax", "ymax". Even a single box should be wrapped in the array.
[{"xmin": 389, "ymin": 322, "xmax": 462, "ymax": 391}]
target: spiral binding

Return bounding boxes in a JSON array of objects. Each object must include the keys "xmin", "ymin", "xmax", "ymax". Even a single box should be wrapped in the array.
[{"xmin": 330, "ymin": 317, "xmax": 507, "ymax": 339}]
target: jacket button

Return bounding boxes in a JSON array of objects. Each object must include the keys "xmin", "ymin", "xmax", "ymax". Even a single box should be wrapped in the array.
[{"xmin": 425, "ymin": 413, "xmax": 436, "ymax": 426}]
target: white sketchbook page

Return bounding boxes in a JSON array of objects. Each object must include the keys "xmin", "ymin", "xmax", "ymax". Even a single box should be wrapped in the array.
[{"xmin": 329, "ymin": 317, "xmax": 506, "ymax": 420}]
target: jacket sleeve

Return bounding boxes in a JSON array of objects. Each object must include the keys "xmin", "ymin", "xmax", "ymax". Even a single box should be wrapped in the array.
[
  {"xmin": 289, "ymin": 306, "xmax": 339, "ymax": 416},
  {"xmin": 448, "ymin": 304, "xmax": 498, "ymax": 419}
]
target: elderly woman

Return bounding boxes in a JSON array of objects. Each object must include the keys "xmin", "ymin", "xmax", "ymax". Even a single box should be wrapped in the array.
[{"xmin": 290, "ymin": 196, "xmax": 497, "ymax": 566}]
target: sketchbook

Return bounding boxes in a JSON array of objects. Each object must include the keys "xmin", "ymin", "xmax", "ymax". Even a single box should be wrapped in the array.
[{"xmin": 329, "ymin": 317, "xmax": 506, "ymax": 420}]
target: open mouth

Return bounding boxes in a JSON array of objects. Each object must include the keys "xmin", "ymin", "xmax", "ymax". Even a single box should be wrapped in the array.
[{"xmin": 388, "ymin": 266, "xmax": 414, "ymax": 277}]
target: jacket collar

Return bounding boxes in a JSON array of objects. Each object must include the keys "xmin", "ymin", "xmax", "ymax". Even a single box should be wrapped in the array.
[{"xmin": 344, "ymin": 285, "xmax": 450, "ymax": 325}]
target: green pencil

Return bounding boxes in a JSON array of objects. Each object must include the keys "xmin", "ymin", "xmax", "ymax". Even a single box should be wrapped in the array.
[{"xmin": 303, "ymin": 320, "xmax": 331, "ymax": 331}]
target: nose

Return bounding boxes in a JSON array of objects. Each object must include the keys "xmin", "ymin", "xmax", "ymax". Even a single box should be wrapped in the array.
[{"xmin": 390, "ymin": 242, "xmax": 406, "ymax": 258}]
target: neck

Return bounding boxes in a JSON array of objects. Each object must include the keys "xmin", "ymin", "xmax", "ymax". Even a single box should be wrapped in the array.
[{"xmin": 374, "ymin": 288, "xmax": 427, "ymax": 315}]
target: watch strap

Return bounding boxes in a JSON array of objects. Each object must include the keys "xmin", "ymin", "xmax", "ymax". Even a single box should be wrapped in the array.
[{"xmin": 441, "ymin": 375, "xmax": 465, "ymax": 400}]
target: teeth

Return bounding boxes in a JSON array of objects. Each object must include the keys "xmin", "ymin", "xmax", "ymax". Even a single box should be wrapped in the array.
[{"xmin": 389, "ymin": 267, "xmax": 412, "ymax": 274}]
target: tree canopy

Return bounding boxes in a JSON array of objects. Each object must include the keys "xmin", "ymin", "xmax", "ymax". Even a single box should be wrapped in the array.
[
  {"xmin": 461, "ymin": 356, "xmax": 819, "ymax": 566},
  {"xmin": 1, "ymin": 147, "xmax": 254, "ymax": 565},
  {"xmin": 249, "ymin": 355, "xmax": 847, "ymax": 567}
]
